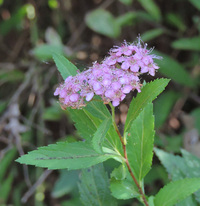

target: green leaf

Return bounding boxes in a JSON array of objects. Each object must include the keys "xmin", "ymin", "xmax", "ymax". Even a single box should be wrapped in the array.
[
  {"xmin": 68, "ymin": 99, "xmax": 110, "ymax": 139},
  {"xmin": 45, "ymin": 27, "xmax": 62, "ymax": 46},
  {"xmin": 155, "ymin": 148, "xmax": 200, "ymax": 204},
  {"xmin": 153, "ymin": 51, "xmax": 195, "ymax": 87},
  {"xmin": 52, "ymin": 170, "xmax": 79, "ymax": 198},
  {"xmin": 85, "ymin": 99, "xmax": 111, "ymax": 120},
  {"xmin": 172, "ymin": 36, "xmax": 200, "ymax": 51},
  {"xmin": 141, "ymin": 28, "xmax": 164, "ymax": 42},
  {"xmin": 79, "ymin": 164, "xmax": 117, "ymax": 206},
  {"xmin": 181, "ymin": 149, "xmax": 200, "ymax": 203},
  {"xmin": 68, "ymin": 108, "xmax": 101, "ymax": 141},
  {"xmin": 119, "ymin": 0, "xmax": 133, "ymax": 5},
  {"xmin": 16, "ymin": 141, "xmax": 118, "ymax": 170},
  {"xmin": 85, "ymin": 9, "xmax": 121, "ymax": 38},
  {"xmin": 13, "ymin": 183, "xmax": 25, "ymax": 206},
  {"xmin": 0, "ymin": 174, "xmax": 14, "ymax": 203},
  {"xmin": 154, "ymin": 148, "xmax": 187, "ymax": 181},
  {"xmin": 68, "ymin": 107, "xmax": 123, "ymax": 155},
  {"xmin": 33, "ymin": 44, "xmax": 64, "ymax": 60},
  {"xmin": 165, "ymin": 13, "xmax": 186, "ymax": 32},
  {"xmin": 137, "ymin": 0, "xmax": 161, "ymax": 21},
  {"xmin": 148, "ymin": 196, "xmax": 155, "ymax": 206},
  {"xmin": 48, "ymin": 0, "xmax": 59, "ymax": 9},
  {"xmin": 154, "ymin": 91, "xmax": 180, "ymax": 129},
  {"xmin": 181, "ymin": 149, "xmax": 200, "ymax": 178},
  {"xmin": 53, "ymin": 54, "xmax": 78, "ymax": 80},
  {"xmin": 135, "ymin": 11, "xmax": 156, "ymax": 22},
  {"xmin": 0, "ymin": 70, "xmax": 24, "ymax": 83},
  {"xmin": 0, "ymin": 148, "xmax": 17, "ymax": 182},
  {"xmin": 92, "ymin": 118, "xmax": 112, "ymax": 153},
  {"xmin": 110, "ymin": 178, "xmax": 139, "ymax": 200},
  {"xmin": 124, "ymin": 78, "xmax": 170, "ymax": 133},
  {"xmin": 68, "ymin": 99, "xmax": 123, "ymax": 155},
  {"xmin": 116, "ymin": 12, "xmax": 137, "ymax": 27},
  {"xmin": 189, "ymin": 0, "xmax": 200, "ymax": 10},
  {"xmin": 111, "ymin": 164, "xmax": 127, "ymax": 180},
  {"xmin": 0, "ymin": 5, "xmax": 27, "ymax": 36},
  {"xmin": 126, "ymin": 103, "xmax": 154, "ymax": 182},
  {"xmin": 154, "ymin": 178, "xmax": 200, "ymax": 206},
  {"xmin": 176, "ymin": 196, "xmax": 199, "ymax": 206},
  {"xmin": 69, "ymin": 99, "xmax": 122, "ymax": 154}
]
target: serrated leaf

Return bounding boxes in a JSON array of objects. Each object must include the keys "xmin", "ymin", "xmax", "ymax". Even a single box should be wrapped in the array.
[
  {"xmin": 172, "ymin": 36, "xmax": 200, "ymax": 51},
  {"xmin": 176, "ymin": 196, "xmax": 199, "ymax": 206},
  {"xmin": 53, "ymin": 53, "xmax": 78, "ymax": 80},
  {"xmin": 92, "ymin": 118, "xmax": 112, "ymax": 153},
  {"xmin": 110, "ymin": 178, "xmax": 139, "ymax": 200},
  {"xmin": 79, "ymin": 164, "xmax": 117, "ymax": 206},
  {"xmin": 69, "ymin": 109, "xmax": 123, "ymax": 155},
  {"xmin": 126, "ymin": 103, "xmax": 154, "ymax": 182},
  {"xmin": 85, "ymin": 9, "xmax": 121, "ymax": 38},
  {"xmin": 153, "ymin": 51, "xmax": 195, "ymax": 87},
  {"xmin": 85, "ymin": 99, "xmax": 111, "ymax": 120},
  {"xmin": 141, "ymin": 28, "xmax": 164, "ymax": 42},
  {"xmin": 68, "ymin": 101, "xmax": 123, "ymax": 155},
  {"xmin": 84, "ymin": 101, "xmax": 122, "ymax": 154},
  {"xmin": 181, "ymin": 149, "xmax": 200, "ymax": 178},
  {"xmin": 68, "ymin": 108, "xmax": 101, "ymax": 141},
  {"xmin": 16, "ymin": 141, "xmax": 119, "ymax": 170},
  {"xmin": 154, "ymin": 91, "xmax": 180, "ymax": 129},
  {"xmin": 124, "ymin": 78, "xmax": 170, "ymax": 133},
  {"xmin": 155, "ymin": 148, "xmax": 200, "ymax": 205},
  {"xmin": 154, "ymin": 178, "xmax": 200, "ymax": 206},
  {"xmin": 137, "ymin": 0, "xmax": 161, "ymax": 21},
  {"xmin": 154, "ymin": 148, "xmax": 187, "ymax": 181},
  {"xmin": 181, "ymin": 150, "xmax": 200, "ymax": 203}
]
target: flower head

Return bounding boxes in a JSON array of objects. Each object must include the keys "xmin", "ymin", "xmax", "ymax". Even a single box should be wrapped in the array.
[{"xmin": 54, "ymin": 38, "xmax": 161, "ymax": 108}]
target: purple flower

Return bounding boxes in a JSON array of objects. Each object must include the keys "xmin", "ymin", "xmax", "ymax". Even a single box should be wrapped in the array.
[
  {"xmin": 86, "ymin": 92, "xmax": 94, "ymax": 101},
  {"xmin": 122, "ymin": 85, "xmax": 132, "ymax": 94},
  {"xmin": 54, "ymin": 37, "xmax": 161, "ymax": 108}
]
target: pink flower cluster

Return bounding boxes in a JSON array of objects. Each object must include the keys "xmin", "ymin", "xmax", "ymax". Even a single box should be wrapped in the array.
[{"xmin": 54, "ymin": 39, "xmax": 161, "ymax": 108}]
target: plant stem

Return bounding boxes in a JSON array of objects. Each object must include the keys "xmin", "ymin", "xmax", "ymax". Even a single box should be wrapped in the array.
[{"xmin": 109, "ymin": 103, "xmax": 149, "ymax": 206}]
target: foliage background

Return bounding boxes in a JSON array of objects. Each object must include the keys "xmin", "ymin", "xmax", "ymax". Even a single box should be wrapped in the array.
[{"xmin": 0, "ymin": 0, "xmax": 200, "ymax": 205}]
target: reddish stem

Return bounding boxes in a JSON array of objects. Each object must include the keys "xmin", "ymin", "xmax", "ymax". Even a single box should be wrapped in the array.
[{"xmin": 113, "ymin": 122, "xmax": 149, "ymax": 206}]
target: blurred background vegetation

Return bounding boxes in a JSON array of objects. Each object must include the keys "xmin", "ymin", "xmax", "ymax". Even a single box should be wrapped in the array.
[{"xmin": 0, "ymin": 0, "xmax": 200, "ymax": 205}]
